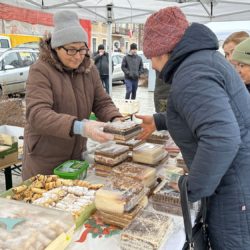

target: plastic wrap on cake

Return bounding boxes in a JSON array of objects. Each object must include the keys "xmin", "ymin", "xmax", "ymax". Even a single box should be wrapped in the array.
[
  {"xmin": 146, "ymin": 130, "xmax": 170, "ymax": 145},
  {"xmin": 104, "ymin": 121, "xmax": 141, "ymax": 141},
  {"xmin": 94, "ymin": 177, "xmax": 146, "ymax": 214},
  {"xmin": 112, "ymin": 162, "xmax": 156, "ymax": 187},
  {"xmin": 120, "ymin": 210, "xmax": 173, "ymax": 250},
  {"xmin": 0, "ymin": 197, "xmax": 73, "ymax": 250},
  {"xmin": 132, "ymin": 142, "xmax": 167, "ymax": 165},
  {"xmin": 116, "ymin": 138, "xmax": 144, "ymax": 150},
  {"xmin": 94, "ymin": 141, "xmax": 129, "ymax": 166}
]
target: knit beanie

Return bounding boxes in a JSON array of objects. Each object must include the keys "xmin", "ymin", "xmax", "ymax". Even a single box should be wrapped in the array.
[
  {"xmin": 98, "ymin": 44, "xmax": 105, "ymax": 50},
  {"xmin": 232, "ymin": 37, "xmax": 250, "ymax": 65},
  {"xmin": 51, "ymin": 10, "xmax": 88, "ymax": 49},
  {"xmin": 143, "ymin": 7, "xmax": 189, "ymax": 58},
  {"xmin": 130, "ymin": 43, "xmax": 137, "ymax": 50}
]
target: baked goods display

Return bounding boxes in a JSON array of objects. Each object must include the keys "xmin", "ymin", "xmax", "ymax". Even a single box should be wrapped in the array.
[
  {"xmin": 0, "ymin": 197, "xmax": 73, "ymax": 250},
  {"xmin": 146, "ymin": 130, "xmax": 170, "ymax": 145},
  {"xmin": 94, "ymin": 142, "xmax": 129, "ymax": 166},
  {"xmin": 94, "ymin": 177, "xmax": 147, "ymax": 214},
  {"xmin": 151, "ymin": 184, "xmax": 182, "ymax": 216},
  {"xmin": 132, "ymin": 142, "xmax": 167, "ymax": 165},
  {"xmin": 120, "ymin": 210, "xmax": 173, "ymax": 250},
  {"xmin": 104, "ymin": 120, "xmax": 141, "ymax": 141},
  {"xmin": 7, "ymin": 175, "xmax": 103, "ymax": 221},
  {"xmin": 112, "ymin": 162, "xmax": 156, "ymax": 188}
]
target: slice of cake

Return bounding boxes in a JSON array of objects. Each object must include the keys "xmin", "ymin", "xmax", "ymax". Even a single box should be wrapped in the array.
[
  {"xmin": 104, "ymin": 121, "xmax": 141, "ymax": 141},
  {"xmin": 94, "ymin": 142, "xmax": 129, "ymax": 166},
  {"xmin": 112, "ymin": 162, "xmax": 156, "ymax": 188},
  {"xmin": 146, "ymin": 130, "xmax": 170, "ymax": 144},
  {"xmin": 94, "ymin": 177, "xmax": 146, "ymax": 214},
  {"xmin": 121, "ymin": 210, "xmax": 173, "ymax": 250}
]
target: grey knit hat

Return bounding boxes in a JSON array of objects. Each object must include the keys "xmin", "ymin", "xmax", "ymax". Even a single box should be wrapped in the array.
[
  {"xmin": 51, "ymin": 10, "xmax": 88, "ymax": 49},
  {"xmin": 232, "ymin": 37, "xmax": 250, "ymax": 65}
]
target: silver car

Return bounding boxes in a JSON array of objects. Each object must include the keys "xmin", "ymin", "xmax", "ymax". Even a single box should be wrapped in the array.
[
  {"xmin": 112, "ymin": 52, "xmax": 125, "ymax": 83},
  {"xmin": 0, "ymin": 47, "xmax": 39, "ymax": 96}
]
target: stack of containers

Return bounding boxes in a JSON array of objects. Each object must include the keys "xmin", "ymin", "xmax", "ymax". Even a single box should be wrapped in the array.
[
  {"xmin": 93, "ymin": 142, "xmax": 129, "ymax": 177},
  {"xmin": 94, "ymin": 177, "xmax": 148, "ymax": 228}
]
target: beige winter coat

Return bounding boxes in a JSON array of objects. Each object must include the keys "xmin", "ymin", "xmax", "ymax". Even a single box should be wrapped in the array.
[{"xmin": 22, "ymin": 37, "xmax": 121, "ymax": 180}]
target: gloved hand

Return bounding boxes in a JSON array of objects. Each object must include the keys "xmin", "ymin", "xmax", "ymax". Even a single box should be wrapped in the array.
[{"xmin": 74, "ymin": 120, "xmax": 114, "ymax": 143}]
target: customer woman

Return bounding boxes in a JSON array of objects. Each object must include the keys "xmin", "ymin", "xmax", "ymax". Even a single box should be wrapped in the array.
[
  {"xmin": 222, "ymin": 31, "xmax": 249, "ymax": 66},
  {"xmin": 22, "ymin": 10, "xmax": 121, "ymax": 180},
  {"xmin": 137, "ymin": 6, "xmax": 250, "ymax": 250},
  {"xmin": 232, "ymin": 37, "xmax": 250, "ymax": 93}
]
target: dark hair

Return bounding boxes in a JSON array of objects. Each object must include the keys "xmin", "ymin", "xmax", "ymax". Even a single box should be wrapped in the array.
[
  {"xmin": 223, "ymin": 31, "xmax": 249, "ymax": 48},
  {"xmin": 98, "ymin": 44, "xmax": 105, "ymax": 50}
]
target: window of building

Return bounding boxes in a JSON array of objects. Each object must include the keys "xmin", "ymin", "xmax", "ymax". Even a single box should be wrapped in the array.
[
  {"xmin": 103, "ymin": 39, "xmax": 107, "ymax": 50},
  {"xmin": 92, "ymin": 38, "xmax": 97, "ymax": 53}
]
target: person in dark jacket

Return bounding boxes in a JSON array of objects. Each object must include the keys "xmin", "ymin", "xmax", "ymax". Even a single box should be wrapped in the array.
[
  {"xmin": 93, "ymin": 44, "xmax": 111, "ymax": 94},
  {"xmin": 137, "ymin": 7, "xmax": 250, "ymax": 250},
  {"xmin": 121, "ymin": 43, "xmax": 144, "ymax": 99},
  {"xmin": 22, "ymin": 10, "xmax": 121, "ymax": 180},
  {"xmin": 232, "ymin": 38, "xmax": 250, "ymax": 93}
]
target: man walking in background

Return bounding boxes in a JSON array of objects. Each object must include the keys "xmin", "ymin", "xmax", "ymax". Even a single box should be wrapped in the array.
[
  {"xmin": 94, "ymin": 44, "xmax": 111, "ymax": 94},
  {"xmin": 121, "ymin": 43, "xmax": 144, "ymax": 99}
]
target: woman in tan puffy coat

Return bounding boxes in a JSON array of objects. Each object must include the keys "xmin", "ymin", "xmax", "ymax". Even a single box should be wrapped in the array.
[{"xmin": 22, "ymin": 10, "xmax": 121, "ymax": 180}]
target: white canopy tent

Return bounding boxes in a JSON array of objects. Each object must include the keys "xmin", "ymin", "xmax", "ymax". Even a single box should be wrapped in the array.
[{"xmin": 3, "ymin": 0, "xmax": 250, "ymax": 93}]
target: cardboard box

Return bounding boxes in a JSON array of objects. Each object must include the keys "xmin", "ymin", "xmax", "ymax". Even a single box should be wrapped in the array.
[
  {"xmin": 0, "ymin": 151, "xmax": 18, "ymax": 170},
  {"xmin": 0, "ymin": 125, "xmax": 24, "ymax": 161}
]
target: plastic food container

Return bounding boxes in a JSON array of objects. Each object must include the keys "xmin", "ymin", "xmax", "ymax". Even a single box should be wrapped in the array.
[{"xmin": 54, "ymin": 160, "xmax": 89, "ymax": 180}]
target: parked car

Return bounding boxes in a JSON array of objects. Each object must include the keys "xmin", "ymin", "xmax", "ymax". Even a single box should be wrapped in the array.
[
  {"xmin": 112, "ymin": 52, "xmax": 125, "ymax": 83},
  {"xmin": 0, "ymin": 47, "xmax": 39, "ymax": 96}
]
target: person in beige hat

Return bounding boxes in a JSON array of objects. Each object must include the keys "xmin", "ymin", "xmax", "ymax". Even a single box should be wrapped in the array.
[
  {"xmin": 22, "ymin": 10, "xmax": 122, "ymax": 180},
  {"xmin": 136, "ymin": 6, "xmax": 250, "ymax": 250},
  {"xmin": 222, "ymin": 31, "xmax": 249, "ymax": 67},
  {"xmin": 232, "ymin": 37, "xmax": 250, "ymax": 92}
]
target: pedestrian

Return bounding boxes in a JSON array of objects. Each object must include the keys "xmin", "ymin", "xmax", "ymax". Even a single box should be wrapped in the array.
[
  {"xmin": 93, "ymin": 44, "xmax": 111, "ymax": 94},
  {"xmin": 232, "ymin": 37, "xmax": 250, "ymax": 93},
  {"xmin": 137, "ymin": 6, "xmax": 250, "ymax": 250},
  {"xmin": 22, "ymin": 10, "xmax": 122, "ymax": 180},
  {"xmin": 121, "ymin": 43, "xmax": 144, "ymax": 99},
  {"xmin": 222, "ymin": 31, "xmax": 249, "ymax": 67}
]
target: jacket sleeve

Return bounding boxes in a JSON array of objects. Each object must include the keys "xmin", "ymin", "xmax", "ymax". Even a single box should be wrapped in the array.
[
  {"xmin": 121, "ymin": 56, "xmax": 130, "ymax": 75},
  {"xmin": 173, "ymin": 67, "xmax": 241, "ymax": 202},
  {"xmin": 153, "ymin": 112, "xmax": 168, "ymax": 131},
  {"xmin": 91, "ymin": 66, "xmax": 122, "ymax": 121},
  {"xmin": 25, "ymin": 63, "xmax": 76, "ymax": 139}
]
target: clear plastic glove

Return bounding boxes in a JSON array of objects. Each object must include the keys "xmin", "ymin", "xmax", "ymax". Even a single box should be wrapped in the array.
[
  {"xmin": 135, "ymin": 114, "xmax": 156, "ymax": 140},
  {"xmin": 82, "ymin": 120, "xmax": 114, "ymax": 143}
]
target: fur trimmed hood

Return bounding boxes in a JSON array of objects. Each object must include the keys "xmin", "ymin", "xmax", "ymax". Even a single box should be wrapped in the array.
[{"xmin": 38, "ymin": 34, "xmax": 94, "ymax": 74}]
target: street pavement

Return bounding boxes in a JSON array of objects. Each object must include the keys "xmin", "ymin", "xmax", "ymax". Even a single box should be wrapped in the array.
[{"xmin": 0, "ymin": 84, "xmax": 155, "ymax": 192}]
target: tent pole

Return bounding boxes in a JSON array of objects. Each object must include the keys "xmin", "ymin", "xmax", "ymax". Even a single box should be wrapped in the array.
[
  {"xmin": 106, "ymin": 4, "xmax": 113, "ymax": 96},
  {"xmin": 107, "ymin": 22, "xmax": 112, "ymax": 96}
]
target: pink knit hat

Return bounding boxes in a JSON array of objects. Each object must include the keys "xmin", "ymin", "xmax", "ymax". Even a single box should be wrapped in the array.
[{"xmin": 143, "ymin": 7, "xmax": 189, "ymax": 58}]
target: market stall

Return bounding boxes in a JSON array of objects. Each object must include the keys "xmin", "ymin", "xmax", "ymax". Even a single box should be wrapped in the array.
[{"xmin": 0, "ymin": 122, "xmax": 194, "ymax": 250}]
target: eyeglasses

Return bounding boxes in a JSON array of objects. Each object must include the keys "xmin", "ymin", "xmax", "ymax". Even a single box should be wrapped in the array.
[{"xmin": 61, "ymin": 46, "xmax": 88, "ymax": 56}]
